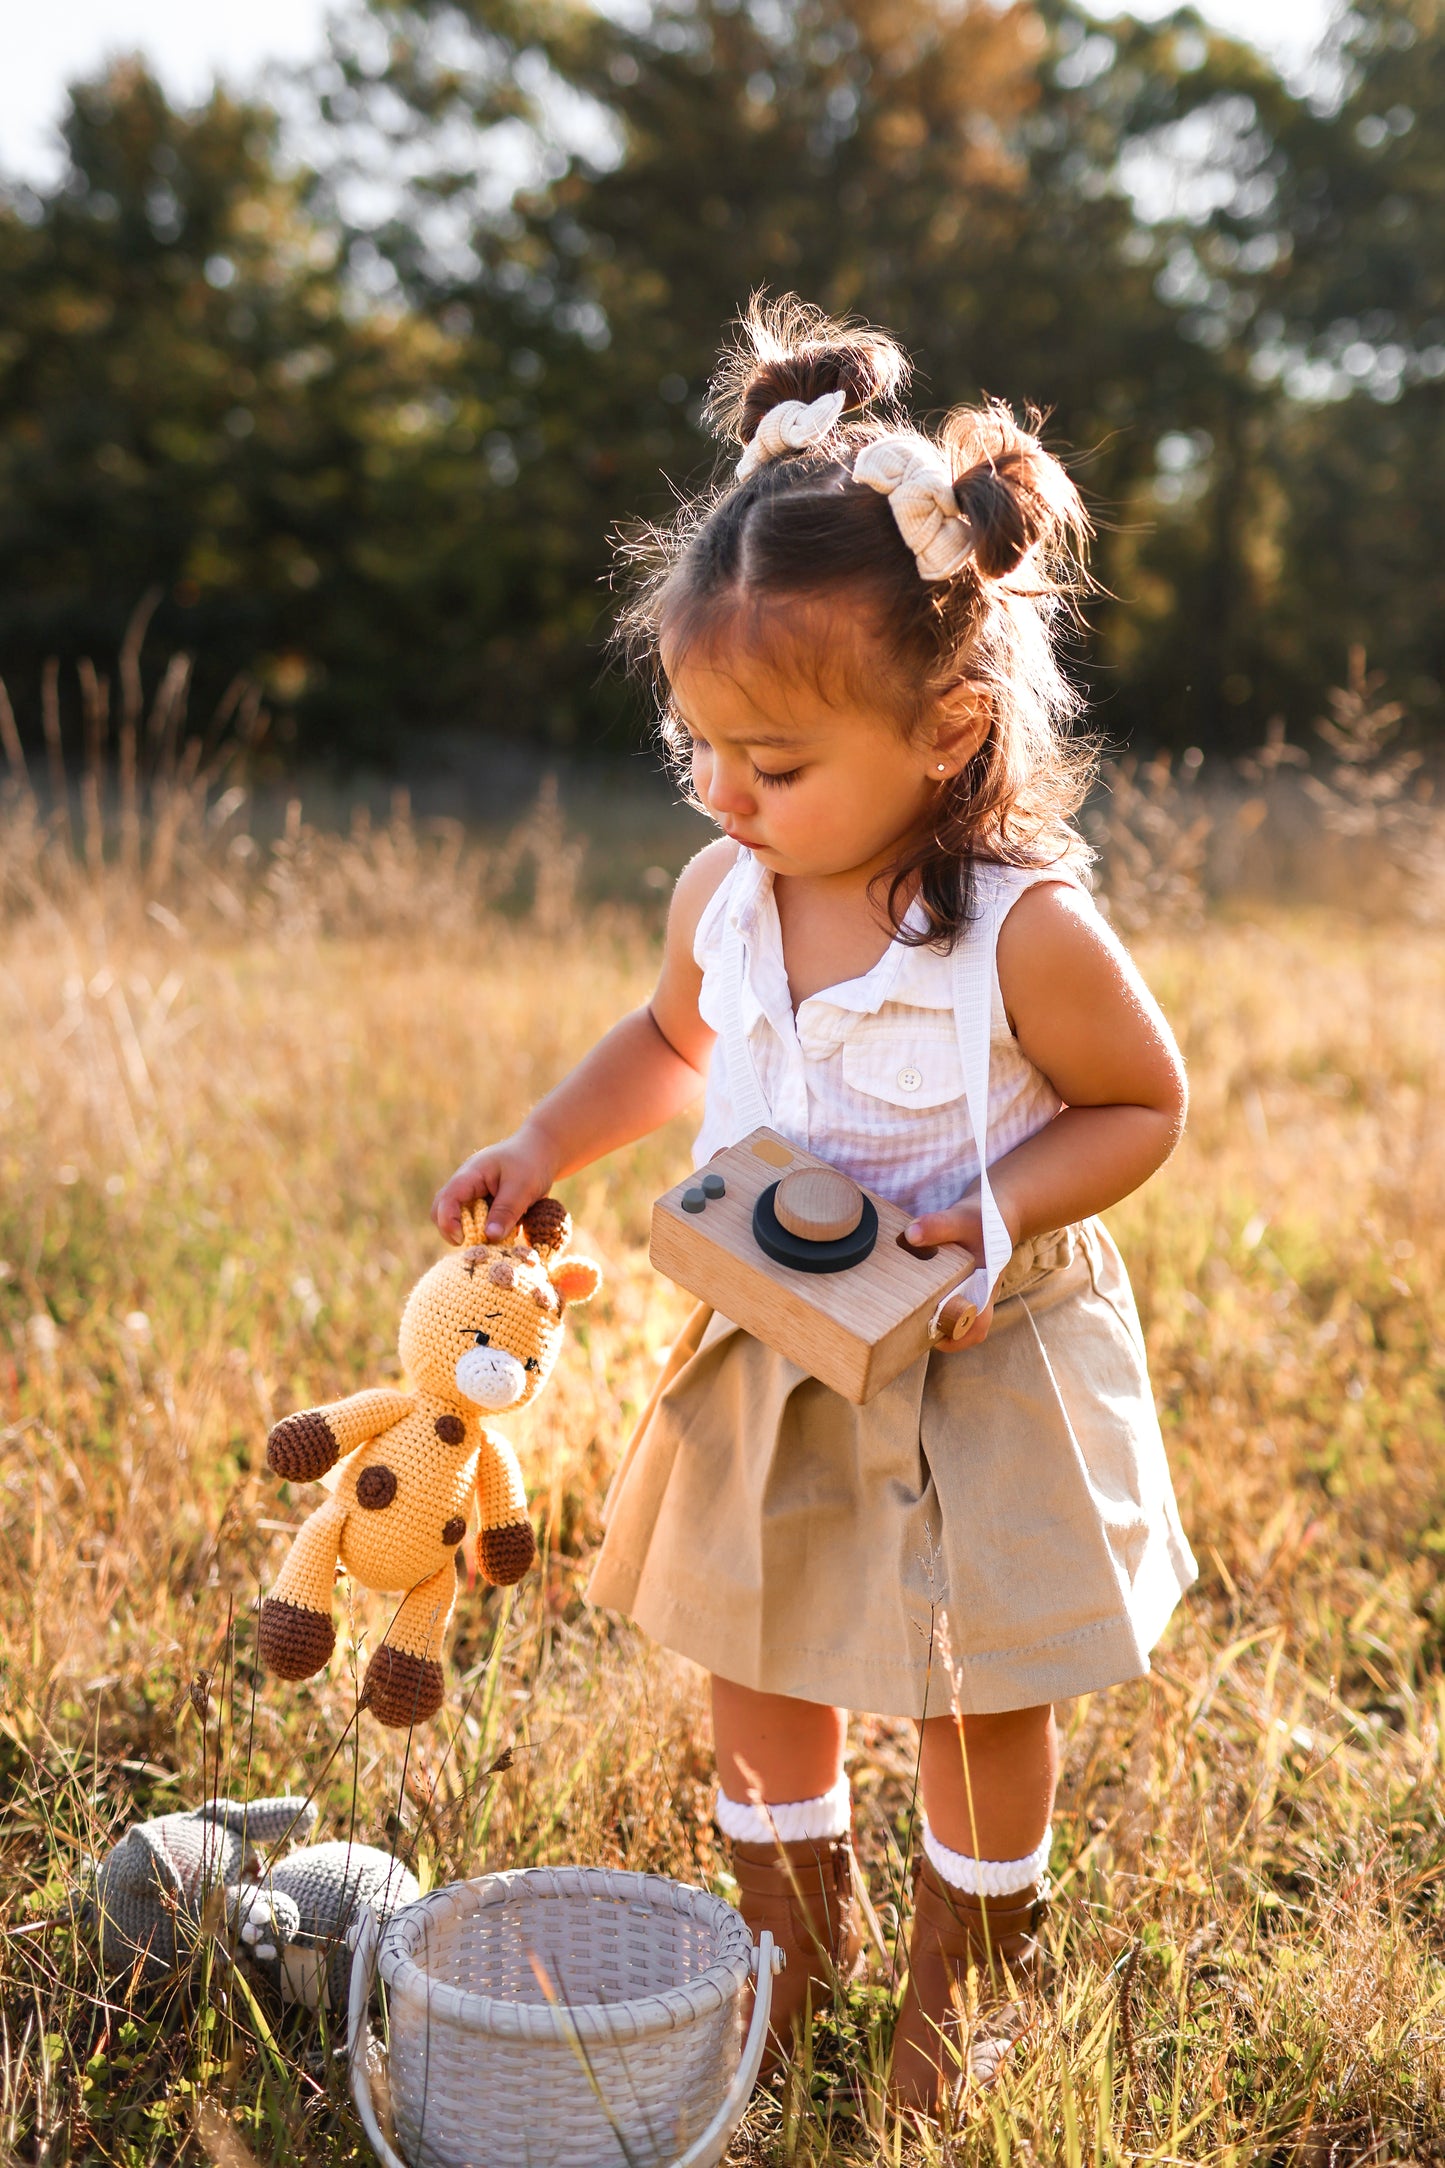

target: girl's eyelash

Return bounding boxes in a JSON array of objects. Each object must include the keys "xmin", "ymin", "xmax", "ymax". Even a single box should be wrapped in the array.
[{"xmin": 680, "ymin": 726, "xmax": 799, "ymax": 787}]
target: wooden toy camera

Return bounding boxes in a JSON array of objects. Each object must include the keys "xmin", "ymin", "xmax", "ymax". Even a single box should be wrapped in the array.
[{"xmin": 651, "ymin": 1128, "xmax": 979, "ymax": 1403}]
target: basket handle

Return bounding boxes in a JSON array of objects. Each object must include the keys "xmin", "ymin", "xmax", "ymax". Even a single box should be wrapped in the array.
[
  {"xmin": 668, "ymin": 1930, "xmax": 779, "ymax": 2168},
  {"xmin": 346, "ymin": 1917, "xmax": 780, "ymax": 2168},
  {"xmin": 348, "ymin": 1905, "xmax": 410, "ymax": 2168}
]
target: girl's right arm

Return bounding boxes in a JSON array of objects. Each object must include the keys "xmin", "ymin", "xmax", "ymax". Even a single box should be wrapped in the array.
[{"xmin": 431, "ymin": 840, "xmax": 736, "ymax": 1242}]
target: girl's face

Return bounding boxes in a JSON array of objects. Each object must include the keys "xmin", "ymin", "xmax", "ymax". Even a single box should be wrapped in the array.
[{"xmin": 668, "ymin": 630, "xmax": 975, "ymax": 884}]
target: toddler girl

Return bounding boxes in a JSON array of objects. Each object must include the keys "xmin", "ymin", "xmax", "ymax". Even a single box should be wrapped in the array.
[{"xmin": 433, "ymin": 297, "xmax": 1196, "ymax": 2113}]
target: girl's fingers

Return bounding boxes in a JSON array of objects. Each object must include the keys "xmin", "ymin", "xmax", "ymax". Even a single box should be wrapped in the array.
[
  {"xmin": 432, "ymin": 1160, "xmax": 501, "ymax": 1243},
  {"xmin": 483, "ymin": 1177, "xmax": 534, "ymax": 1241},
  {"xmin": 904, "ymin": 1208, "xmax": 978, "ymax": 1257},
  {"xmin": 431, "ymin": 1181, "xmax": 471, "ymax": 1244},
  {"xmin": 432, "ymin": 1143, "xmax": 553, "ymax": 1245}
]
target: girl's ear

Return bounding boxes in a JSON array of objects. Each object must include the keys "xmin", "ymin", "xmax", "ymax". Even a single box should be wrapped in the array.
[
  {"xmin": 550, "ymin": 1257, "xmax": 602, "ymax": 1306},
  {"xmin": 930, "ymin": 680, "xmax": 992, "ymax": 774}
]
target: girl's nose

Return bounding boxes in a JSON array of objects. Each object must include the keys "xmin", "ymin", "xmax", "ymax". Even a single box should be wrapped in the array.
[{"xmin": 698, "ymin": 755, "xmax": 755, "ymax": 821}]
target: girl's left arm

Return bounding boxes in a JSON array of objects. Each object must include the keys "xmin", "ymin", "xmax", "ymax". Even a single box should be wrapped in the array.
[{"xmin": 906, "ymin": 880, "xmax": 1187, "ymax": 1262}]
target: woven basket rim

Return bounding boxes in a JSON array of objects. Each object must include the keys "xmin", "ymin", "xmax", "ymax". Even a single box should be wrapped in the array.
[{"xmin": 377, "ymin": 1866, "xmax": 754, "ymax": 2045}]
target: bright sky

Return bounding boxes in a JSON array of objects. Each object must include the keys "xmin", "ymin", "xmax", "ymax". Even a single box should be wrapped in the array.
[
  {"xmin": 0, "ymin": 0, "xmax": 333, "ymax": 182},
  {"xmin": 0, "ymin": 0, "xmax": 1337, "ymax": 186}
]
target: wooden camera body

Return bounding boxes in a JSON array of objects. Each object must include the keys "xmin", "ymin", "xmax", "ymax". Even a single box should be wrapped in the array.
[{"xmin": 650, "ymin": 1128, "xmax": 978, "ymax": 1404}]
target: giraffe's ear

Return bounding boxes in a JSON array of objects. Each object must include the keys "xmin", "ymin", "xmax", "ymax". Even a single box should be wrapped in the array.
[{"xmin": 549, "ymin": 1256, "xmax": 601, "ymax": 1306}]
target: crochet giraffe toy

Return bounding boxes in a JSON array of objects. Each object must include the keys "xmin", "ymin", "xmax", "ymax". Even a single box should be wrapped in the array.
[{"xmin": 258, "ymin": 1198, "xmax": 600, "ymax": 1726}]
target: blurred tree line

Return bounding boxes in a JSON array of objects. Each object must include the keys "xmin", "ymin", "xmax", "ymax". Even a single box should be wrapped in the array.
[{"xmin": 0, "ymin": 0, "xmax": 1441, "ymax": 761}]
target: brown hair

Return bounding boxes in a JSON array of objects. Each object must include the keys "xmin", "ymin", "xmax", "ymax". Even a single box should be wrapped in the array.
[{"xmin": 615, "ymin": 294, "xmax": 1097, "ymax": 947}]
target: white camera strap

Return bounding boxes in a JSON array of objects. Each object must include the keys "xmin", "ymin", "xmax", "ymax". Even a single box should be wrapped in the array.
[{"xmin": 942, "ymin": 876, "xmax": 1012, "ymax": 1319}]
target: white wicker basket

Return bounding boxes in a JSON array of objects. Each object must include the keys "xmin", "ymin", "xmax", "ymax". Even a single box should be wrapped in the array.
[{"xmin": 348, "ymin": 1867, "xmax": 779, "ymax": 2168}]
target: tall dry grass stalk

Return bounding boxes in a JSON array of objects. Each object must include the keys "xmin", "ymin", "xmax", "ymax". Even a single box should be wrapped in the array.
[
  {"xmin": 0, "ymin": 615, "xmax": 593, "ymax": 948},
  {"xmin": 1, "ymin": 636, "xmax": 1444, "ymax": 2163}
]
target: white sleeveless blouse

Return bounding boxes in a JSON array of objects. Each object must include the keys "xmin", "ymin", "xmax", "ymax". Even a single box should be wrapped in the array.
[{"xmin": 693, "ymin": 850, "xmax": 1082, "ymax": 1234}]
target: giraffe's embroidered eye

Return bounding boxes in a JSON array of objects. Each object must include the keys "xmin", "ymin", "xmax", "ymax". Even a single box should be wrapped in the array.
[
  {"xmin": 473, "ymin": 1331, "xmax": 491, "ymax": 1347},
  {"xmin": 524, "ymin": 1356, "xmax": 540, "ymax": 1373}
]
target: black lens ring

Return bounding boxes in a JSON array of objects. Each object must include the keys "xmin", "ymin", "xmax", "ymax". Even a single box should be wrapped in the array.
[{"xmin": 751, "ymin": 1181, "xmax": 879, "ymax": 1275}]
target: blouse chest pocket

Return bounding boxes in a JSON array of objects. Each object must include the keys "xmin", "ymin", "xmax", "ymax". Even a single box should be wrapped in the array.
[{"xmin": 839, "ymin": 1020, "xmax": 966, "ymax": 1111}]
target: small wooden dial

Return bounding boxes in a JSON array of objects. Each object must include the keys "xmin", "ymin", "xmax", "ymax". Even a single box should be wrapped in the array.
[{"xmin": 774, "ymin": 1167, "xmax": 865, "ymax": 1244}]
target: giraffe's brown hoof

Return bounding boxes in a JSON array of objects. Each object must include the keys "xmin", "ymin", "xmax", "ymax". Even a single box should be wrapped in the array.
[
  {"xmin": 479, "ymin": 1521, "xmax": 537, "ymax": 1587},
  {"xmin": 267, "ymin": 1410, "xmax": 338, "ymax": 1482},
  {"xmin": 258, "ymin": 1597, "xmax": 335, "ymax": 1680},
  {"xmin": 362, "ymin": 1646, "xmax": 446, "ymax": 1728}
]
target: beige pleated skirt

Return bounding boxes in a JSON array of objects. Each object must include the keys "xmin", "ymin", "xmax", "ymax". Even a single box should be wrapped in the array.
[{"xmin": 587, "ymin": 1220, "xmax": 1196, "ymax": 1718}]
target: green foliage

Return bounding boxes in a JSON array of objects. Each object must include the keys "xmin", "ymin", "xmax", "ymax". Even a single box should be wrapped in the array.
[{"xmin": 0, "ymin": 0, "xmax": 1443, "ymax": 758}]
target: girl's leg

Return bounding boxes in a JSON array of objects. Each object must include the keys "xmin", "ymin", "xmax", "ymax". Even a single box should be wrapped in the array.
[
  {"xmin": 711, "ymin": 1676, "xmax": 846, "ymax": 1803},
  {"xmin": 710, "ymin": 1676, "xmax": 859, "ymax": 2073},
  {"xmin": 918, "ymin": 1705, "xmax": 1058, "ymax": 1860},
  {"xmin": 893, "ymin": 1706, "xmax": 1058, "ymax": 2114}
]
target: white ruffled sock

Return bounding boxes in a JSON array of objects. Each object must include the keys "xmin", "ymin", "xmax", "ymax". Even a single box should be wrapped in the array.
[
  {"xmin": 921, "ymin": 1819, "xmax": 1052, "ymax": 1898},
  {"xmin": 715, "ymin": 1773, "xmax": 851, "ymax": 1846}
]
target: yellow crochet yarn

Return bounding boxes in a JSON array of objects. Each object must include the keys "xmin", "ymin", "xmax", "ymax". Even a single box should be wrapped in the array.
[{"xmin": 257, "ymin": 1198, "xmax": 600, "ymax": 1728}]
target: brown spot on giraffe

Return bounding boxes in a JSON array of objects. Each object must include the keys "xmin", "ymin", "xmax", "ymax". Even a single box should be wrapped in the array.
[{"xmin": 356, "ymin": 1465, "xmax": 397, "ymax": 1509}]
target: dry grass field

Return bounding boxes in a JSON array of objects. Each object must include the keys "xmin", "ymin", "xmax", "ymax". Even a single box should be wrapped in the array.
[{"xmin": 2, "ymin": 751, "xmax": 1444, "ymax": 2165}]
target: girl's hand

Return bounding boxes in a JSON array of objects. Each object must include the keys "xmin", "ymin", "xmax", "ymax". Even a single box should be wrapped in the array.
[
  {"xmin": 905, "ymin": 1193, "xmax": 1006, "ymax": 1352},
  {"xmin": 431, "ymin": 1128, "xmax": 559, "ymax": 1246}
]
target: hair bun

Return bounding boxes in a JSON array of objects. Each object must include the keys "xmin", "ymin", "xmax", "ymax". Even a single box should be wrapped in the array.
[
  {"xmin": 708, "ymin": 292, "xmax": 908, "ymax": 452},
  {"xmin": 737, "ymin": 347, "xmax": 886, "ymax": 447},
  {"xmin": 945, "ymin": 405, "xmax": 1090, "ymax": 581},
  {"xmin": 951, "ymin": 458, "xmax": 1039, "ymax": 579}
]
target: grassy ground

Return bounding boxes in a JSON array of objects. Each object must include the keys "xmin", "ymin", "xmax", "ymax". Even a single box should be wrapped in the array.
[{"xmin": 2, "ymin": 856, "xmax": 1444, "ymax": 2165}]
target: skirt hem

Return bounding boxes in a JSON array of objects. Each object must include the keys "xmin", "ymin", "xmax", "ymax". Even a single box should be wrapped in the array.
[{"xmin": 590, "ymin": 1560, "xmax": 1195, "ymax": 1720}]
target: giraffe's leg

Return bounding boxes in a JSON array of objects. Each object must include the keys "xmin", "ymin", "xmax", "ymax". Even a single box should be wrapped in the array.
[
  {"xmin": 258, "ymin": 1499, "xmax": 347, "ymax": 1681},
  {"xmin": 362, "ymin": 1564, "xmax": 457, "ymax": 1728},
  {"xmin": 476, "ymin": 1432, "xmax": 537, "ymax": 1587}
]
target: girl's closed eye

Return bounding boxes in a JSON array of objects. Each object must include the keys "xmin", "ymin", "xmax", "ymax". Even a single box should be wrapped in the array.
[{"xmin": 752, "ymin": 761, "xmax": 803, "ymax": 788}]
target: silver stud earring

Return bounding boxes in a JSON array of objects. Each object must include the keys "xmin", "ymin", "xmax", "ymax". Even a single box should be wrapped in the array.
[{"xmin": 936, "ymin": 763, "xmax": 947, "ymax": 774}]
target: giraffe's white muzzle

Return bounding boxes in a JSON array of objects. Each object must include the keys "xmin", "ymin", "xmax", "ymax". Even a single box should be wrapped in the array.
[{"xmin": 454, "ymin": 1346, "xmax": 527, "ymax": 1410}]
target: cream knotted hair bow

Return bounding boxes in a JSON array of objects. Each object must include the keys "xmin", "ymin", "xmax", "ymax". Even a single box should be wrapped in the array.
[
  {"xmin": 735, "ymin": 389, "xmax": 848, "ymax": 481},
  {"xmin": 852, "ymin": 436, "xmax": 977, "ymax": 581}
]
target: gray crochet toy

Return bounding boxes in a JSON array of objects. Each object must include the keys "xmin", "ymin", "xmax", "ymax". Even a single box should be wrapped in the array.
[
  {"xmin": 83, "ymin": 1795, "xmax": 419, "ymax": 2010},
  {"xmin": 228, "ymin": 1838, "xmax": 420, "ymax": 2008}
]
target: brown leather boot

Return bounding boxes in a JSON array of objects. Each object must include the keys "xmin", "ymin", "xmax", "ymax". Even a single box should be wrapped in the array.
[
  {"xmin": 730, "ymin": 1834, "xmax": 863, "ymax": 2075},
  {"xmin": 890, "ymin": 1855, "xmax": 1047, "ymax": 2114}
]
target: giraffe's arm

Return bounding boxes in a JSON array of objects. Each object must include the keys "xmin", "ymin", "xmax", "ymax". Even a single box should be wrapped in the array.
[
  {"xmin": 475, "ymin": 1426, "xmax": 528, "ymax": 1527},
  {"xmin": 267, "ymin": 1388, "xmax": 415, "ymax": 1482},
  {"xmin": 475, "ymin": 1428, "xmax": 537, "ymax": 1587}
]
